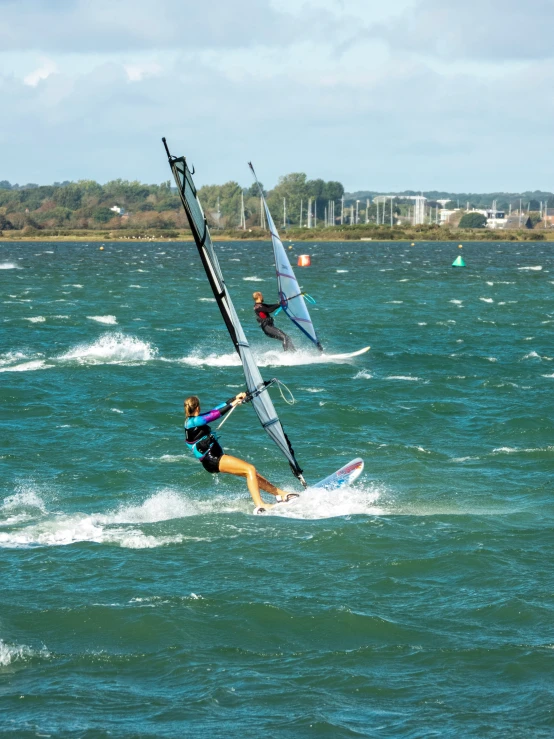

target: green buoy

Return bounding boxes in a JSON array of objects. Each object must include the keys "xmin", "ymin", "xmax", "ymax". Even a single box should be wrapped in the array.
[{"xmin": 452, "ymin": 255, "xmax": 466, "ymax": 267}]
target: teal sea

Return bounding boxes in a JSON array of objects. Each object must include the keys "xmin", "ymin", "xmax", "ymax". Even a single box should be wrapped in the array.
[{"xmin": 1, "ymin": 239, "xmax": 553, "ymax": 738}]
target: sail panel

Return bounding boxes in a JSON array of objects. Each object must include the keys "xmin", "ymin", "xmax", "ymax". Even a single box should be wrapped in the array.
[{"xmin": 165, "ymin": 145, "xmax": 304, "ymax": 480}]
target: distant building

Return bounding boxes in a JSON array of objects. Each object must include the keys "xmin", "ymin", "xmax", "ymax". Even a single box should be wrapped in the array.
[
  {"xmin": 439, "ymin": 208, "xmax": 460, "ymax": 225},
  {"xmin": 463, "ymin": 208, "xmax": 506, "ymax": 229},
  {"xmin": 110, "ymin": 205, "xmax": 125, "ymax": 215}
]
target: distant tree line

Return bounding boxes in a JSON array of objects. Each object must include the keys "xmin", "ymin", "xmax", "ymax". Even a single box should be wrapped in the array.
[
  {"xmin": 0, "ymin": 174, "xmax": 345, "ymax": 233},
  {"xmin": 2, "ymin": 175, "xmax": 553, "ymax": 235}
]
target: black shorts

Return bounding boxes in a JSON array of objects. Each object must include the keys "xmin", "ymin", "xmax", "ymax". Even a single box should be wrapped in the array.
[{"xmin": 201, "ymin": 441, "xmax": 224, "ymax": 474}]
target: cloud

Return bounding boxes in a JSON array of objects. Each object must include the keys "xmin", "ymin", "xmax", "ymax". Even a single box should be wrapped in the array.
[
  {"xmin": 0, "ymin": 0, "xmax": 343, "ymax": 53},
  {"xmin": 124, "ymin": 62, "xmax": 163, "ymax": 82},
  {"xmin": 23, "ymin": 57, "xmax": 58, "ymax": 86},
  {"xmin": 367, "ymin": 0, "xmax": 554, "ymax": 61},
  {"xmin": 3, "ymin": 49, "xmax": 554, "ymax": 191}
]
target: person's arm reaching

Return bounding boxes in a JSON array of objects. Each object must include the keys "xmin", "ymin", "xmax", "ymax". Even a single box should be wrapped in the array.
[{"xmin": 186, "ymin": 393, "xmax": 246, "ymax": 428}]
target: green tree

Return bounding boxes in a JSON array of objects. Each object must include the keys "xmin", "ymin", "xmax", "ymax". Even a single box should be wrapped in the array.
[
  {"xmin": 267, "ymin": 173, "xmax": 309, "ymax": 227},
  {"xmin": 53, "ymin": 184, "xmax": 82, "ymax": 210},
  {"xmin": 459, "ymin": 212, "xmax": 487, "ymax": 228},
  {"xmin": 92, "ymin": 206, "xmax": 114, "ymax": 223}
]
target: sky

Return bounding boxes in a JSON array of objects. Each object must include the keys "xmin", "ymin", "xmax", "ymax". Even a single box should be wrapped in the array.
[{"xmin": 1, "ymin": 0, "xmax": 554, "ymax": 191}]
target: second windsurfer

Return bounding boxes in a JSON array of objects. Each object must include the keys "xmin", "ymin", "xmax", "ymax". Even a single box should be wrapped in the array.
[{"xmin": 253, "ymin": 291, "xmax": 296, "ymax": 352}]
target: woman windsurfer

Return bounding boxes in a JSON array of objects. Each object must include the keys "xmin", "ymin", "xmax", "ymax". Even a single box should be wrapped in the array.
[{"xmin": 184, "ymin": 393, "xmax": 298, "ymax": 514}]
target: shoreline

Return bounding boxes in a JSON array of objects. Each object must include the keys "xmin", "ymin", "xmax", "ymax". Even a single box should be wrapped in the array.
[{"xmin": 1, "ymin": 231, "xmax": 553, "ymax": 243}]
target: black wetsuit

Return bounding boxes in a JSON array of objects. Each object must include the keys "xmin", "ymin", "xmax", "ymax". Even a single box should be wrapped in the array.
[
  {"xmin": 254, "ymin": 301, "xmax": 295, "ymax": 352},
  {"xmin": 184, "ymin": 399, "xmax": 235, "ymax": 474}
]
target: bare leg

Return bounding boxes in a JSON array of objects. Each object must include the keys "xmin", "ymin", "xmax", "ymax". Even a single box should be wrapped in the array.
[
  {"xmin": 219, "ymin": 454, "xmax": 286, "ymax": 508},
  {"xmin": 256, "ymin": 472, "xmax": 287, "ymax": 498}
]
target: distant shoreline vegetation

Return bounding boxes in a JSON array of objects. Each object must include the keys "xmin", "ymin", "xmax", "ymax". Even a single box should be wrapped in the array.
[{"xmin": 0, "ymin": 176, "xmax": 552, "ymax": 240}]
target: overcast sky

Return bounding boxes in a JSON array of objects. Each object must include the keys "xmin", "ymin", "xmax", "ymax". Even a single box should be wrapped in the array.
[{"xmin": 1, "ymin": 0, "xmax": 553, "ymax": 191}]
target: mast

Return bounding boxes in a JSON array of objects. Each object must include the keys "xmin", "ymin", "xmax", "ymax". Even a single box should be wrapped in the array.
[{"xmin": 162, "ymin": 138, "xmax": 306, "ymax": 485}]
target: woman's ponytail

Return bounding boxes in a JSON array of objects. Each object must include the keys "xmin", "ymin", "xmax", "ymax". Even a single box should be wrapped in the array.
[{"xmin": 184, "ymin": 395, "xmax": 200, "ymax": 417}]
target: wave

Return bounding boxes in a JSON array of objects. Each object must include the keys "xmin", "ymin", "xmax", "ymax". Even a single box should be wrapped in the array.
[
  {"xmin": 0, "ymin": 262, "xmax": 20, "ymax": 269},
  {"xmin": 23, "ymin": 316, "xmax": 45, "ymax": 323},
  {"xmin": 0, "ymin": 639, "xmax": 49, "ymax": 667},
  {"xmin": 0, "ymin": 481, "xmax": 387, "ymax": 548},
  {"xmin": 492, "ymin": 446, "xmax": 554, "ymax": 455},
  {"xmin": 386, "ymin": 375, "xmax": 425, "ymax": 382},
  {"xmin": 87, "ymin": 315, "xmax": 118, "ymax": 325},
  {"xmin": 523, "ymin": 351, "xmax": 552, "ymax": 361},
  {"xmin": 479, "ymin": 298, "xmax": 494, "ymax": 303},
  {"xmin": 58, "ymin": 332, "xmax": 156, "ymax": 364},
  {"xmin": 518, "ymin": 266, "xmax": 542, "ymax": 271},
  {"xmin": 243, "ymin": 276, "xmax": 264, "ymax": 282},
  {"xmin": 0, "ymin": 359, "xmax": 52, "ymax": 373}
]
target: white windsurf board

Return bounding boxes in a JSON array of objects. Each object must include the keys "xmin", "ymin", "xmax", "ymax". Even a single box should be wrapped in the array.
[
  {"xmin": 322, "ymin": 346, "xmax": 370, "ymax": 360},
  {"xmin": 312, "ymin": 457, "xmax": 364, "ymax": 490}
]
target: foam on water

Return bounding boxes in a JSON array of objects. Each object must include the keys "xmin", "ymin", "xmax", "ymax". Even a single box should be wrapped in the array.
[
  {"xmin": 58, "ymin": 332, "xmax": 157, "ymax": 364},
  {"xmin": 386, "ymin": 375, "xmax": 425, "ymax": 381},
  {"xmin": 0, "ymin": 486, "xmax": 251, "ymax": 549},
  {"xmin": 23, "ymin": 316, "xmax": 45, "ymax": 323},
  {"xmin": 87, "ymin": 315, "xmax": 118, "ymax": 325},
  {"xmin": 518, "ymin": 266, "xmax": 542, "ymax": 271},
  {"xmin": 178, "ymin": 347, "xmax": 358, "ymax": 368},
  {"xmin": 0, "ymin": 639, "xmax": 49, "ymax": 667},
  {"xmin": 0, "ymin": 359, "xmax": 51, "ymax": 373},
  {"xmin": 270, "ymin": 481, "xmax": 384, "ymax": 520},
  {"xmin": 243, "ymin": 276, "xmax": 264, "ymax": 282}
]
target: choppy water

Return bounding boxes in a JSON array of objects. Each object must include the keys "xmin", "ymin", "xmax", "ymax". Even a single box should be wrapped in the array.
[{"xmin": 1, "ymin": 240, "xmax": 553, "ymax": 737}]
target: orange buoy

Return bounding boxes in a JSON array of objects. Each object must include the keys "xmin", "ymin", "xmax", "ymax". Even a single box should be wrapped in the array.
[{"xmin": 298, "ymin": 254, "xmax": 311, "ymax": 267}]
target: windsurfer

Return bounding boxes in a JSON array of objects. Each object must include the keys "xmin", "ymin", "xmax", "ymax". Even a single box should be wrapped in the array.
[
  {"xmin": 253, "ymin": 291, "xmax": 296, "ymax": 352},
  {"xmin": 184, "ymin": 393, "xmax": 298, "ymax": 513}
]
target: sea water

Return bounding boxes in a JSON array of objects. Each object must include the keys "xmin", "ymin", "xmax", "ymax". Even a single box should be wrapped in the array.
[{"xmin": 0, "ymin": 240, "xmax": 553, "ymax": 737}]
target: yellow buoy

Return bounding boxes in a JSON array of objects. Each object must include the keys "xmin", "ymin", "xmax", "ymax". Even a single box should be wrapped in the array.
[
  {"xmin": 458, "ymin": 244, "xmax": 463, "ymax": 248},
  {"xmin": 99, "ymin": 246, "xmax": 104, "ymax": 251},
  {"xmin": 411, "ymin": 242, "xmax": 415, "ymax": 246}
]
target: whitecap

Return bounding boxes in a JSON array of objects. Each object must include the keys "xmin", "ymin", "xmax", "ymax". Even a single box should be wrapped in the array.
[
  {"xmin": 87, "ymin": 315, "xmax": 118, "ymax": 325},
  {"xmin": 479, "ymin": 298, "xmax": 494, "ymax": 303},
  {"xmin": 0, "ymin": 360, "xmax": 51, "ymax": 373},
  {"xmin": 353, "ymin": 370, "xmax": 372, "ymax": 379},
  {"xmin": 0, "ymin": 262, "xmax": 20, "ymax": 270},
  {"xmin": 336, "ymin": 269, "xmax": 349, "ymax": 273},
  {"xmin": 518, "ymin": 266, "xmax": 542, "ymax": 271},
  {"xmin": 58, "ymin": 332, "xmax": 157, "ymax": 364},
  {"xmin": 243, "ymin": 276, "xmax": 264, "ymax": 282},
  {"xmin": 23, "ymin": 316, "xmax": 45, "ymax": 323},
  {"xmin": 0, "ymin": 639, "xmax": 49, "ymax": 666},
  {"xmin": 386, "ymin": 375, "xmax": 423, "ymax": 381},
  {"xmin": 450, "ymin": 300, "xmax": 463, "ymax": 305}
]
